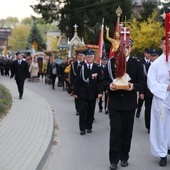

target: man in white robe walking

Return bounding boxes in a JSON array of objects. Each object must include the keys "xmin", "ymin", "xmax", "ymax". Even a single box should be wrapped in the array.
[{"xmin": 147, "ymin": 36, "xmax": 170, "ymax": 167}]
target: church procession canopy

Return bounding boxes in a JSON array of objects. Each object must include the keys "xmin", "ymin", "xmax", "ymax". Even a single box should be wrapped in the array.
[
  {"xmin": 67, "ymin": 23, "xmax": 85, "ymax": 58},
  {"xmin": 56, "ymin": 24, "xmax": 85, "ymax": 59},
  {"xmin": 56, "ymin": 33, "xmax": 69, "ymax": 58}
]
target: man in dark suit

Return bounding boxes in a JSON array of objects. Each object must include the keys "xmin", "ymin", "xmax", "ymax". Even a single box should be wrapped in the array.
[
  {"xmin": 70, "ymin": 50, "xmax": 85, "ymax": 115},
  {"xmin": 73, "ymin": 49, "xmax": 103, "ymax": 135},
  {"xmin": 136, "ymin": 48, "xmax": 152, "ymax": 118},
  {"xmin": 58, "ymin": 57, "xmax": 68, "ymax": 90},
  {"xmin": 102, "ymin": 40, "xmax": 144, "ymax": 170},
  {"xmin": 98, "ymin": 56, "xmax": 109, "ymax": 114},
  {"xmin": 141, "ymin": 49, "xmax": 159, "ymax": 133},
  {"xmin": 10, "ymin": 51, "xmax": 29, "ymax": 99},
  {"xmin": 49, "ymin": 57, "xmax": 58, "ymax": 90}
]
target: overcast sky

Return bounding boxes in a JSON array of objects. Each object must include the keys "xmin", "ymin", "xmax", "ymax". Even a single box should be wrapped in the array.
[{"xmin": 0, "ymin": 0, "xmax": 39, "ymax": 21}]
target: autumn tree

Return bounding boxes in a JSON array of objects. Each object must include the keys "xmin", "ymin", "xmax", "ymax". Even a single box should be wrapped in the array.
[
  {"xmin": 8, "ymin": 25, "xmax": 30, "ymax": 50},
  {"xmin": 0, "ymin": 17, "xmax": 19, "ymax": 28},
  {"xmin": 130, "ymin": 11, "xmax": 164, "ymax": 57}
]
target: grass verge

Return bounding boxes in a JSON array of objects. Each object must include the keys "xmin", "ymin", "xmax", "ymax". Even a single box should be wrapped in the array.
[{"xmin": 0, "ymin": 84, "xmax": 12, "ymax": 118}]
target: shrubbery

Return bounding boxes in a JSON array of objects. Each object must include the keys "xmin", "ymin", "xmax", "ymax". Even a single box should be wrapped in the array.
[{"xmin": 0, "ymin": 84, "xmax": 12, "ymax": 118}]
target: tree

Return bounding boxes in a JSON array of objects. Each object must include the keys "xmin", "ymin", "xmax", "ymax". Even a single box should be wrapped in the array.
[
  {"xmin": 30, "ymin": 0, "xmax": 61, "ymax": 23},
  {"xmin": 21, "ymin": 17, "xmax": 32, "ymax": 25},
  {"xmin": 130, "ymin": 11, "xmax": 164, "ymax": 57},
  {"xmin": 31, "ymin": 0, "xmax": 133, "ymax": 50},
  {"xmin": 27, "ymin": 20, "xmax": 44, "ymax": 51},
  {"xmin": 136, "ymin": 0, "xmax": 158, "ymax": 22},
  {"xmin": 0, "ymin": 17, "xmax": 19, "ymax": 28},
  {"xmin": 8, "ymin": 25, "xmax": 30, "ymax": 50}
]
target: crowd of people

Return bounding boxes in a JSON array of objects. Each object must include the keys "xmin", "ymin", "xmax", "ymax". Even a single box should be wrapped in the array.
[{"xmin": 0, "ymin": 35, "xmax": 170, "ymax": 170}]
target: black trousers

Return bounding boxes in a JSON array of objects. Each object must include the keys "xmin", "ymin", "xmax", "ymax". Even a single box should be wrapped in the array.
[
  {"xmin": 16, "ymin": 78, "xmax": 25, "ymax": 97},
  {"xmin": 137, "ymin": 97, "xmax": 144, "ymax": 111},
  {"xmin": 109, "ymin": 108, "xmax": 135, "ymax": 164},
  {"xmin": 79, "ymin": 99, "xmax": 96, "ymax": 131},
  {"xmin": 51, "ymin": 74, "xmax": 57, "ymax": 88},
  {"xmin": 144, "ymin": 97, "xmax": 152, "ymax": 131},
  {"xmin": 98, "ymin": 92, "xmax": 108, "ymax": 111},
  {"xmin": 38, "ymin": 72, "xmax": 44, "ymax": 79},
  {"xmin": 75, "ymin": 97, "xmax": 80, "ymax": 113}
]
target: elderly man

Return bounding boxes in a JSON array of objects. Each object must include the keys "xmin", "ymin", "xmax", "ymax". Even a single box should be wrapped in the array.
[{"xmin": 73, "ymin": 49, "xmax": 103, "ymax": 135}]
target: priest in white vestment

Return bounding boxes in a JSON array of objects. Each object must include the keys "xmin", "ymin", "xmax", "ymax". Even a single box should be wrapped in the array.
[{"xmin": 147, "ymin": 36, "xmax": 170, "ymax": 167}]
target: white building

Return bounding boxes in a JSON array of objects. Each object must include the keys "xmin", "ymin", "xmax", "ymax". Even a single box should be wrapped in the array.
[{"xmin": 46, "ymin": 30, "xmax": 61, "ymax": 50}]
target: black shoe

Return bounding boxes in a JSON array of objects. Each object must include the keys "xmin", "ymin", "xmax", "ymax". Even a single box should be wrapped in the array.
[
  {"xmin": 136, "ymin": 110, "xmax": 141, "ymax": 118},
  {"xmin": 159, "ymin": 157, "xmax": 167, "ymax": 166},
  {"xmin": 19, "ymin": 95, "xmax": 22, "ymax": 99},
  {"xmin": 110, "ymin": 163, "xmax": 117, "ymax": 170},
  {"xmin": 80, "ymin": 131, "xmax": 85, "ymax": 135},
  {"xmin": 168, "ymin": 149, "xmax": 170, "ymax": 155},
  {"xmin": 105, "ymin": 109, "xmax": 109, "ymax": 114},
  {"xmin": 76, "ymin": 112, "xmax": 79, "ymax": 116},
  {"xmin": 86, "ymin": 129, "xmax": 92, "ymax": 133},
  {"xmin": 99, "ymin": 109, "xmax": 102, "ymax": 112},
  {"xmin": 121, "ymin": 160, "xmax": 129, "ymax": 167}
]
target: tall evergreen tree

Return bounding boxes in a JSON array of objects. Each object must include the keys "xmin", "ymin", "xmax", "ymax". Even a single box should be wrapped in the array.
[{"xmin": 27, "ymin": 20, "xmax": 44, "ymax": 50}]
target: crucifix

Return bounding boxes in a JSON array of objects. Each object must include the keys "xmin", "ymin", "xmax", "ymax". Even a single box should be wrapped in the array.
[{"xmin": 73, "ymin": 23, "xmax": 78, "ymax": 32}]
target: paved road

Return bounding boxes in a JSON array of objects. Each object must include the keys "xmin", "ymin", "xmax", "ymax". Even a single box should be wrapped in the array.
[
  {"xmin": 25, "ymin": 77, "xmax": 170, "ymax": 170},
  {"xmin": 1, "ymin": 76, "xmax": 170, "ymax": 170}
]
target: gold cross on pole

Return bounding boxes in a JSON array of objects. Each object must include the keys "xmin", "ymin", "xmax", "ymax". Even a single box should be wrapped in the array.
[{"xmin": 122, "ymin": 16, "xmax": 131, "ymax": 27}]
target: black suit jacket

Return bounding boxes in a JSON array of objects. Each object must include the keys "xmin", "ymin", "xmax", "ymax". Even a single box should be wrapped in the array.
[
  {"xmin": 73, "ymin": 63, "xmax": 103, "ymax": 100},
  {"xmin": 98, "ymin": 64, "xmax": 107, "ymax": 91},
  {"xmin": 139, "ymin": 58, "xmax": 152, "ymax": 98},
  {"xmin": 70, "ymin": 60, "xmax": 80, "ymax": 86},
  {"xmin": 49, "ymin": 63, "xmax": 58, "ymax": 76},
  {"xmin": 11, "ymin": 60, "xmax": 29, "ymax": 81},
  {"xmin": 102, "ymin": 57, "xmax": 145, "ymax": 110},
  {"xmin": 70, "ymin": 60, "xmax": 85, "ymax": 86}
]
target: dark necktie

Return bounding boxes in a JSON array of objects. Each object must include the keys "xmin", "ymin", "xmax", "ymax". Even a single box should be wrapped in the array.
[
  {"xmin": 146, "ymin": 61, "xmax": 150, "ymax": 72},
  {"xmin": 88, "ymin": 65, "xmax": 91, "ymax": 76}
]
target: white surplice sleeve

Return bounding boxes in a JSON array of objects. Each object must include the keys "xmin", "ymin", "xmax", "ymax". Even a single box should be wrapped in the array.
[{"xmin": 147, "ymin": 55, "xmax": 169, "ymax": 101}]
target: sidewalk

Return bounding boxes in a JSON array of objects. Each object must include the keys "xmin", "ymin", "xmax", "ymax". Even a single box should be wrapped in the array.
[{"xmin": 0, "ymin": 79, "xmax": 54, "ymax": 170}]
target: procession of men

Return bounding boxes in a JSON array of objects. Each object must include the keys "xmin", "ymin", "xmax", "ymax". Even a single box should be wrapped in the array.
[{"xmin": 1, "ymin": 9, "xmax": 170, "ymax": 170}]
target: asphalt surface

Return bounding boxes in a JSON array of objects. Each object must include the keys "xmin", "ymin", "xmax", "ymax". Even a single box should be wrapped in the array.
[{"xmin": 1, "ymin": 75, "xmax": 170, "ymax": 170}]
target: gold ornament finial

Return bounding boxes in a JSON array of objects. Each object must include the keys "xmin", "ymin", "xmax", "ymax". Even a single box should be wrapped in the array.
[{"xmin": 116, "ymin": 6, "xmax": 122, "ymax": 17}]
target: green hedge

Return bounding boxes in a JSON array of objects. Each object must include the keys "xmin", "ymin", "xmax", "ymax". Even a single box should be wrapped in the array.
[{"xmin": 0, "ymin": 84, "xmax": 12, "ymax": 118}]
